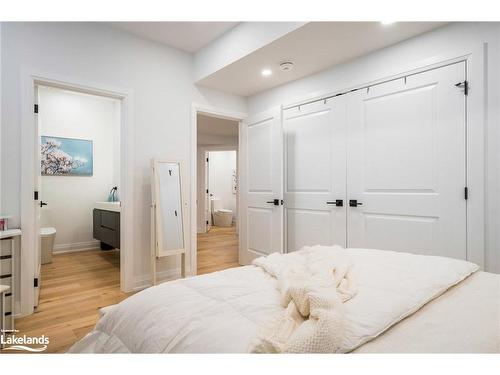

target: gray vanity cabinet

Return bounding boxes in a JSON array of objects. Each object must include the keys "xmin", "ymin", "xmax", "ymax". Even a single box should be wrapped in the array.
[{"xmin": 93, "ymin": 209, "xmax": 120, "ymax": 249}]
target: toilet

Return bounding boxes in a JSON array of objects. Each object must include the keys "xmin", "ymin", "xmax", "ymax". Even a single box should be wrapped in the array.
[
  {"xmin": 211, "ymin": 199, "xmax": 233, "ymax": 227},
  {"xmin": 40, "ymin": 227, "xmax": 56, "ymax": 264},
  {"xmin": 40, "ymin": 208, "xmax": 56, "ymax": 264}
]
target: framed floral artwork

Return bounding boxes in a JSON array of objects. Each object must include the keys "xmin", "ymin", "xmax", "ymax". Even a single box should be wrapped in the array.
[{"xmin": 41, "ymin": 136, "xmax": 93, "ymax": 176}]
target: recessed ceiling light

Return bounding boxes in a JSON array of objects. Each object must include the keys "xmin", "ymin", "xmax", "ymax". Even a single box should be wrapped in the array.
[
  {"xmin": 261, "ymin": 68, "xmax": 272, "ymax": 77},
  {"xmin": 381, "ymin": 21, "xmax": 395, "ymax": 25}
]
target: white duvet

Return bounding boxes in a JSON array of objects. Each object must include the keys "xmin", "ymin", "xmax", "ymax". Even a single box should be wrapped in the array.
[{"xmin": 69, "ymin": 247, "xmax": 479, "ymax": 353}]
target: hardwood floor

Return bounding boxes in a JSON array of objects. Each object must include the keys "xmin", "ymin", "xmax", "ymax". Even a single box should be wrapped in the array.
[
  {"xmin": 10, "ymin": 249, "xmax": 129, "ymax": 353},
  {"xmin": 197, "ymin": 225, "xmax": 240, "ymax": 275},
  {"xmin": 5, "ymin": 226, "xmax": 239, "ymax": 353}
]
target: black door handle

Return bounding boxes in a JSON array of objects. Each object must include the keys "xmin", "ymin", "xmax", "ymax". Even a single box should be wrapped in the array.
[
  {"xmin": 266, "ymin": 199, "xmax": 280, "ymax": 206},
  {"xmin": 40, "ymin": 201, "xmax": 47, "ymax": 207},
  {"xmin": 326, "ymin": 199, "xmax": 343, "ymax": 207},
  {"xmin": 349, "ymin": 199, "xmax": 363, "ymax": 207}
]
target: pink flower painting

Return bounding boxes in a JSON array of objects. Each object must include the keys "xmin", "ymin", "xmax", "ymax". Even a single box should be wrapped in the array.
[{"xmin": 40, "ymin": 137, "xmax": 93, "ymax": 176}]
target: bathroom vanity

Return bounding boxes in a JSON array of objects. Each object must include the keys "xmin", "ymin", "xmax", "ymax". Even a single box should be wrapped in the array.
[{"xmin": 93, "ymin": 202, "xmax": 120, "ymax": 250}]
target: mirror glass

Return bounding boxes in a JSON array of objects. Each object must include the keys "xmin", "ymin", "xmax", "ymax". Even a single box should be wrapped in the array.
[{"xmin": 155, "ymin": 161, "xmax": 184, "ymax": 254}]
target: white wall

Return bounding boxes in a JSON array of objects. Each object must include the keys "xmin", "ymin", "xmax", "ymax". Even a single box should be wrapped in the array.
[
  {"xmin": 208, "ymin": 150, "xmax": 237, "ymax": 223},
  {"xmin": 248, "ymin": 22, "xmax": 500, "ymax": 274},
  {"xmin": 39, "ymin": 86, "xmax": 120, "ymax": 252},
  {"xmin": 1, "ymin": 22, "xmax": 247, "ymax": 289}
]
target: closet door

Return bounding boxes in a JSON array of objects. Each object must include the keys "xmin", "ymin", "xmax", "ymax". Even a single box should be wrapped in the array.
[
  {"xmin": 239, "ymin": 107, "xmax": 283, "ymax": 264},
  {"xmin": 346, "ymin": 62, "xmax": 467, "ymax": 259},
  {"xmin": 283, "ymin": 97, "xmax": 347, "ymax": 252}
]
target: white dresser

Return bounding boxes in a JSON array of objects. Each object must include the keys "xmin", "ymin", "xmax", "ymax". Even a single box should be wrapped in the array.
[{"xmin": 0, "ymin": 229, "xmax": 21, "ymax": 333}]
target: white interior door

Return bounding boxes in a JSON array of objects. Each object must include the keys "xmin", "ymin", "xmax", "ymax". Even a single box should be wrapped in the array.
[
  {"xmin": 34, "ymin": 85, "xmax": 41, "ymax": 307},
  {"xmin": 239, "ymin": 107, "xmax": 283, "ymax": 264},
  {"xmin": 204, "ymin": 152, "xmax": 211, "ymax": 231},
  {"xmin": 346, "ymin": 62, "xmax": 467, "ymax": 259},
  {"xmin": 283, "ymin": 97, "xmax": 347, "ymax": 252}
]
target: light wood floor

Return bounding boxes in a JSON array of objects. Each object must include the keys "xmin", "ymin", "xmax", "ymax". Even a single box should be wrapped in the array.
[
  {"xmin": 197, "ymin": 225, "xmax": 240, "ymax": 275},
  {"xmin": 6, "ymin": 226, "xmax": 239, "ymax": 353},
  {"xmin": 10, "ymin": 249, "xmax": 128, "ymax": 353}
]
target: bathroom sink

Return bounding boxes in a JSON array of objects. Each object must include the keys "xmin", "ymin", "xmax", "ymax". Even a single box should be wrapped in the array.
[{"xmin": 94, "ymin": 201, "xmax": 121, "ymax": 212}]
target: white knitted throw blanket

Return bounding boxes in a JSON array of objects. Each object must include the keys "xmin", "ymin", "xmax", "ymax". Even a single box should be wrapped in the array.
[{"xmin": 249, "ymin": 245, "xmax": 357, "ymax": 353}]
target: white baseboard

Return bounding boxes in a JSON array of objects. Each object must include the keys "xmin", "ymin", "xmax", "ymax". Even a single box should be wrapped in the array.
[
  {"xmin": 133, "ymin": 268, "xmax": 181, "ymax": 291},
  {"xmin": 53, "ymin": 240, "xmax": 101, "ymax": 254}
]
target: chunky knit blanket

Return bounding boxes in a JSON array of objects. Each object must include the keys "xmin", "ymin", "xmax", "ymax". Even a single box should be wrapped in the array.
[{"xmin": 250, "ymin": 245, "xmax": 357, "ymax": 353}]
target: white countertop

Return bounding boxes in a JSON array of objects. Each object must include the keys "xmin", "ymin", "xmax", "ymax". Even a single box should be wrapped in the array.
[
  {"xmin": 0, "ymin": 228, "xmax": 22, "ymax": 239},
  {"xmin": 94, "ymin": 201, "xmax": 121, "ymax": 212},
  {"xmin": 0, "ymin": 285, "xmax": 10, "ymax": 294}
]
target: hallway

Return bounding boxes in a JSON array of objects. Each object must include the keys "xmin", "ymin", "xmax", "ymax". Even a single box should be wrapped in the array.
[{"xmin": 197, "ymin": 226, "xmax": 240, "ymax": 275}]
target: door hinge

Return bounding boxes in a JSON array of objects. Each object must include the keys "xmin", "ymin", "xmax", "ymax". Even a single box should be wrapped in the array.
[
  {"xmin": 206, "ymin": 158, "xmax": 209, "ymax": 163},
  {"xmin": 34, "ymin": 277, "xmax": 39, "ymax": 288},
  {"xmin": 206, "ymin": 220, "xmax": 209, "ymax": 225},
  {"xmin": 464, "ymin": 186, "xmax": 469, "ymax": 200},
  {"xmin": 34, "ymin": 191, "xmax": 39, "ymax": 200},
  {"xmin": 206, "ymin": 189, "xmax": 209, "ymax": 194},
  {"xmin": 34, "ymin": 104, "xmax": 39, "ymax": 113},
  {"xmin": 455, "ymin": 80, "xmax": 468, "ymax": 96}
]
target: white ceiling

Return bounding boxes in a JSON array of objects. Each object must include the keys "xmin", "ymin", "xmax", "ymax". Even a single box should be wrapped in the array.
[
  {"xmin": 197, "ymin": 22, "xmax": 447, "ymax": 96},
  {"xmin": 197, "ymin": 114, "xmax": 238, "ymax": 137},
  {"xmin": 108, "ymin": 22, "xmax": 239, "ymax": 52}
]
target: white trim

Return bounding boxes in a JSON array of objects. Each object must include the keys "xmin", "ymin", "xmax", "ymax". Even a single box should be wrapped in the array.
[
  {"xmin": 134, "ymin": 268, "xmax": 181, "ymax": 291},
  {"xmin": 20, "ymin": 70, "xmax": 135, "ymax": 317},
  {"xmin": 52, "ymin": 240, "xmax": 101, "ymax": 254},
  {"xmin": 190, "ymin": 103, "xmax": 246, "ymax": 276},
  {"xmin": 282, "ymin": 51, "xmax": 473, "ymax": 110}
]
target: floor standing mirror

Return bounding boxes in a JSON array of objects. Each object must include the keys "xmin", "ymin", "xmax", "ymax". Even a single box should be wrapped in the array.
[{"xmin": 151, "ymin": 159, "xmax": 186, "ymax": 285}]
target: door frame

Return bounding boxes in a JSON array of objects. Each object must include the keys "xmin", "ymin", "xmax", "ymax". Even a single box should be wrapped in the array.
[
  {"xmin": 20, "ymin": 70, "xmax": 135, "ymax": 317},
  {"xmin": 190, "ymin": 104, "xmax": 246, "ymax": 276},
  {"xmin": 281, "ymin": 47, "xmax": 486, "ymax": 269}
]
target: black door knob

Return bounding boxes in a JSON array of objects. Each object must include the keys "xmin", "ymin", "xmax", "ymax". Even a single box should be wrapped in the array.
[
  {"xmin": 266, "ymin": 199, "xmax": 280, "ymax": 206},
  {"xmin": 40, "ymin": 201, "xmax": 48, "ymax": 207},
  {"xmin": 326, "ymin": 200, "xmax": 343, "ymax": 207},
  {"xmin": 349, "ymin": 200, "xmax": 363, "ymax": 207}
]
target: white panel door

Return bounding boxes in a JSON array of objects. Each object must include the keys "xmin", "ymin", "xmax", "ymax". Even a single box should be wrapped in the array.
[
  {"xmin": 204, "ymin": 152, "xmax": 211, "ymax": 231},
  {"xmin": 34, "ymin": 85, "xmax": 41, "ymax": 307},
  {"xmin": 239, "ymin": 107, "xmax": 283, "ymax": 264},
  {"xmin": 283, "ymin": 97, "xmax": 347, "ymax": 252},
  {"xmin": 346, "ymin": 62, "xmax": 467, "ymax": 259}
]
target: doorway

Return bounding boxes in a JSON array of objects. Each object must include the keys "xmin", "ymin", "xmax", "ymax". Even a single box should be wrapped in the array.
[
  {"xmin": 18, "ymin": 72, "xmax": 134, "ymax": 319},
  {"xmin": 195, "ymin": 112, "xmax": 242, "ymax": 275},
  {"xmin": 35, "ymin": 84, "xmax": 122, "ymax": 302},
  {"xmin": 14, "ymin": 80, "xmax": 133, "ymax": 351}
]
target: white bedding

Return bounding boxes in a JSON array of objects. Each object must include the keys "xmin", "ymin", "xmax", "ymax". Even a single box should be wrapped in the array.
[
  {"xmin": 69, "ymin": 248, "xmax": 499, "ymax": 353},
  {"xmin": 250, "ymin": 246, "xmax": 357, "ymax": 353}
]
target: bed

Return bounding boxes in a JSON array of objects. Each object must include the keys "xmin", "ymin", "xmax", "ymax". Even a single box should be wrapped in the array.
[{"xmin": 69, "ymin": 246, "xmax": 500, "ymax": 353}]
